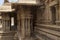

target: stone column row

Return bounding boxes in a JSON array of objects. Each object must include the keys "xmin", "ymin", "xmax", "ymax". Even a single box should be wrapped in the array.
[{"xmin": 1, "ymin": 13, "xmax": 10, "ymax": 31}]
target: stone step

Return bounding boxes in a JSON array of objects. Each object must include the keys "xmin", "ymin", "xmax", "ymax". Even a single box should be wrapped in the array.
[
  {"xmin": 0, "ymin": 31, "xmax": 16, "ymax": 36},
  {"xmin": 0, "ymin": 36, "xmax": 14, "ymax": 40},
  {"xmin": 0, "ymin": 31, "xmax": 18, "ymax": 40},
  {"xmin": 35, "ymin": 30, "xmax": 60, "ymax": 40},
  {"xmin": 35, "ymin": 27, "xmax": 60, "ymax": 36}
]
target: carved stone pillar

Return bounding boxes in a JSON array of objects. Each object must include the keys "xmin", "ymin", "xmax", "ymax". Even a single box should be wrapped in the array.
[
  {"xmin": 55, "ymin": 5, "xmax": 59, "ymax": 25},
  {"xmin": 44, "ymin": 3, "xmax": 52, "ymax": 24},
  {"xmin": 17, "ymin": 6, "xmax": 32, "ymax": 40},
  {"xmin": 17, "ymin": 6, "xmax": 25, "ymax": 40}
]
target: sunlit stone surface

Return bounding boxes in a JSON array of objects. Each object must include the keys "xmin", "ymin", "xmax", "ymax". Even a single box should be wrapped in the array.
[{"xmin": 18, "ymin": 0, "xmax": 37, "ymax": 4}]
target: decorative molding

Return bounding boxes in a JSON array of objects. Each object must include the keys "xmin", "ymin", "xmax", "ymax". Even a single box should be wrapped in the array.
[
  {"xmin": 0, "ymin": 3, "xmax": 15, "ymax": 12},
  {"xmin": 36, "ymin": 23, "xmax": 60, "ymax": 28},
  {"xmin": 49, "ymin": 1, "xmax": 57, "ymax": 6}
]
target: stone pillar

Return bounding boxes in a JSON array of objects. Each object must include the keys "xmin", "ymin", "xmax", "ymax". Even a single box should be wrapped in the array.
[
  {"xmin": 44, "ymin": 2, "xmax": 52, "ymax": 24},
  {"xmin": 59, "ymin": 0, "xmax": 60, "ymax": 20},
  {"xmin": 17, "ymin": 6, "xmax": 31, "ymax": 40},
  {"xmin": 17, "ymin": 6, "xmax": 25, "ymax": 40},
  {"xmin": 55, "ymin": 5, "xmax": 59, "ymax": 25},
  {"xmin": 55, "ymin": 0, "xmax": 60, "ymax": 25}
]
